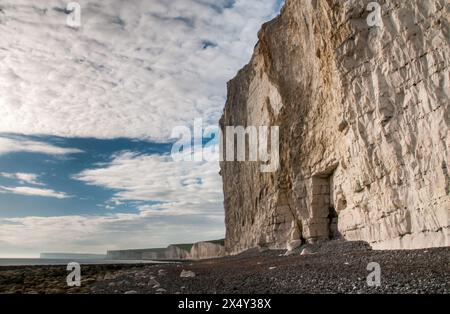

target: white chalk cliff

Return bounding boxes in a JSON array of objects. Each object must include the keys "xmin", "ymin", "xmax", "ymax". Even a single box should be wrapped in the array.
[{"xmin": 220, "ymin": 0, "xmax": 449, "ymax": 254}]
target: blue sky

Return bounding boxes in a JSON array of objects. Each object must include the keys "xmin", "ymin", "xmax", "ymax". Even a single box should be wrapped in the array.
[
  {"xmin": 0, "ymin": 135, "xmax": 172, "ymax": 218},
  {"xmin": 0, "ymin": 0, "xmax": 283, "ymax": 257}
]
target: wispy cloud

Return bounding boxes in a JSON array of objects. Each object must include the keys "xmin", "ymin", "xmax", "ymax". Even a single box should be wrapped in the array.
[
  {"xmin": 0, "ymin": 136, "xmax": 83, "ymax": 156},
  {"xmin": 74, "ymin": 151, "xmax": 223, "ymax": 216},
  {"xmin": 0, "ymin": 172, "xmax": 43, "ymax": 186},
  {"xmin": 0, "ymin": 186, "xmax": 71, "ymax": 199}
]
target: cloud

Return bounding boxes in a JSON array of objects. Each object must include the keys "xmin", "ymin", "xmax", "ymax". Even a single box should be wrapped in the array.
[
  {"xmin": 0, "ymin": 136, "xmax": 83, "ymax": 155},
  {"xmin": 0, "ymin": 0, "xmax": 281, "ymax": 141},
  {"xmin": 0, "ymin": 170, "xmax": 70, "ymax": 199},
  {"xmin": 0, "ymin": 172, "xmax": 43, "ymax": 185},
  {"xmin": 0, "ymin": 185, "xmax": 71, "ymax": 199},
  {"xmin": 74, "ymin": 151, "xmax": 223, "ymax": 216}
]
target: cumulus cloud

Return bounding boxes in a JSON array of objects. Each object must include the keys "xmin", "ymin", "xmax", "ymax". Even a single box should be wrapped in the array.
[
  {"xmin": 74, "ymin": 151, "xmax": 223, "ymax": 215},
  {"xmin": 0, "ymin": 185, "xmax": 71, "ymax": 199},
  {"xmin": 0, "ymin": 136, "xmax": 83, "ymax": 155},
  {"xmin": 0, "ymin": 172, "xmax": 43, "ymax": 185},
  {"xmin": 0, "ymin": 0, "xmax": 281, "ymax": 141}
]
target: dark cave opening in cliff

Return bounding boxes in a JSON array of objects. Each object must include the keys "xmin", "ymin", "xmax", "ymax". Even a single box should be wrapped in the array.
[
  {"xmin": 326, "ymin": 172, "xmax": 341, "ymax": 240},
  {"xmin": 312, "ymin": 168, "xmax": 341, "ymax": 241},
  {"xmin": 328, "ymin": 206, "xmax": 340, "ymax": 240}
]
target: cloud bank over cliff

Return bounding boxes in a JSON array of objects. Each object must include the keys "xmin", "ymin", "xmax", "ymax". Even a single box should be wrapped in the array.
[{"xmin": 0, "ymin": 0, "xmax": 282, "ymax": 141}]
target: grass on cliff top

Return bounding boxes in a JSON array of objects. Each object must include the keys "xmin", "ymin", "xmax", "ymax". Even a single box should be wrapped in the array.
[
  {"xmin": 207, "ymin": 239, "xmax": 225, "ymax": 246},
  {"xmin": 172, "ymin": 239, "xmax": 225, "ymax": 252}
]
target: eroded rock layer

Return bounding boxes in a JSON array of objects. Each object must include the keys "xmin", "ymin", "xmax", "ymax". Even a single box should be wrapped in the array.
[{"xmin": 220, "ymin": 0, "xmax": 449, "ymax": 253}]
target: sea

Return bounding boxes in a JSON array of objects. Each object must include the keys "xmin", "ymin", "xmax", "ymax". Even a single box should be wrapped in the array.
[{"xmin": 0, "ymin": 258, "xmax": 162, "ymax": 266}]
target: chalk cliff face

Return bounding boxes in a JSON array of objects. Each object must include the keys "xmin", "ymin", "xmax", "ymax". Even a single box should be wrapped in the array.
[
  {"xmin": 190, "ymin": 242, "xmax": 226, "ymax": 260},
  {"xmin": 220, "ymin": 0, "xmax": 449, "ymax": 254},
  {"xmin": 141, "ymin": 245, "xmax": 190, "ymax": 260},
  {"xmin": 107, "ymin": 240, "xmax": 226, "ymax": 260}
]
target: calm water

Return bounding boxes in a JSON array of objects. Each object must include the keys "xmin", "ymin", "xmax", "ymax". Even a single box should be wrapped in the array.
[{"xmin": 0, "ymin": 258, "xmax": 162, "ymax": 266}]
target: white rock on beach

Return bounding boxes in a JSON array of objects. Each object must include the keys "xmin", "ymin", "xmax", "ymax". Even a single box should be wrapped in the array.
[
  {"xmin": 300, "ymin": 248, "xmax": 313, "ymax": 256},
  {"xmin": 180, "ymin": 270, "xmax": 196, "ymax": 278},
  {"xmin": 158, "ymin": 269, "xmax": 166, "ymax": 276}
]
